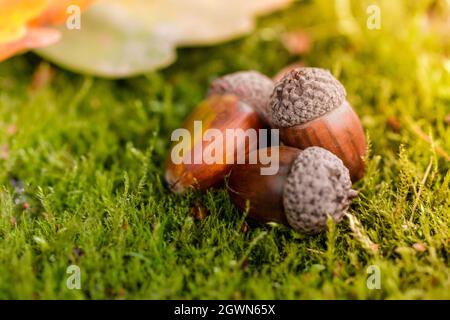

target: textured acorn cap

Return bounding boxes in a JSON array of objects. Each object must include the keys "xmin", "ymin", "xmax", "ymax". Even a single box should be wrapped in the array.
[
  {"xmin": 283, "ymin": 147, "xmax": 356, "ymax": 234},
  {"xmin": 270, "ymin": 67, "xmax": 346, "ymax": 127},
  {"xmin": 208, "ymin": 71, "xmax": 274, "ymax": 123}
]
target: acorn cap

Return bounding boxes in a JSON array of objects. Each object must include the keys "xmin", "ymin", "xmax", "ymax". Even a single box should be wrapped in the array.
[
  {"xmin": 283, "ymin": 147, "xmax": 356, "ymax": 234},
  {"xmin": 208, "ymin": 71, "xmax": 274, "ymax": 123},
  {"xmin": 270, "ymin": 67, "xmax": 346, "ymax": 127}
]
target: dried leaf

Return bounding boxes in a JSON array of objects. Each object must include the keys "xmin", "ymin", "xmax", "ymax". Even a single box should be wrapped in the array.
[
  {"xmin": 0, "ymin": 0, "xmax": 94, "ymax": 61},
  {"xmin": 0, "ymin": 0, "xmax": 49, "ymax": 43},
  {"xmin": 37, "ymin": 4, "xmax": 176, "ymax": 78},
  {"xmin": 30, "ymin": 0, "xmax": 95, "ymax": 26},
  {"xmin": 445, "ymin": 114, "xmax": 450, "ymax": 125},
  {"xmin": 386, "ymin": 116, "xmax": 401, "ymax": 132},
  {"xmin": 281, "ymin": 31, "xmax": 312, "ymax": 55},
  {"xmin": 241, "ymin": 221, "xmax": 250, "ymax": 233},
  {"xmin": 0, "ymin": 27, "xmax": 60, "ymax": 61},
  {"xmin": 425, "ymin": 1, "xmax": 450, "ymax": 45},
  {"xmin": 191, "ymin": 203, "xmax": 208, "ymax": 221},
  {"xmin": 30, "ymin": 62, "xmax": 55, "ymax": 91},
  {"xmin": 36, "ymin": 0, "xmax": 294, "ymax": 78},
  {"xmin": 240, "ymin": 257, "xmax": 249, "ymax": 270},
  {"xmin": 6, "ymin": 124, "xmax": 18, "ymax": 136},
  {"xmin": 412, "ymin": 243, "xmax": 427, "ymax": 252},
  {"xmin": 72, "ymin": 246, "xmax": 85, "ymax": 259},
  {"xmin": 0, "ymin": 144, "xmax": 9, "ymax": 160}
]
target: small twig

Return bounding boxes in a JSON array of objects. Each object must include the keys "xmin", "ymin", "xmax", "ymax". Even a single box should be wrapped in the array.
[
  {"xmin": 411, "ymin": 157, "xmax": 433, "ymax": 217},
  {"xmin": 306, "ymin": 248, "xmax": 324, "ymax": 255},
  {"xmin": 345, "ymin": 213, "xmax": 378, "ymax": 255},
  {"xmin": 405, "ymin": 117, "xmax": 450, "ymax": 162}
]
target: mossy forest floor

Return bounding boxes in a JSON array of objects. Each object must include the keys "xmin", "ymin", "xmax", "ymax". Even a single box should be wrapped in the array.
[{"xmin": 0, "ymin": 1, "xmax": 449, "ymax": 299}]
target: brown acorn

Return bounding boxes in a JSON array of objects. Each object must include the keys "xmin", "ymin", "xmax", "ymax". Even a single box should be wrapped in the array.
[
  {"xmin": 165, "ymin": 71, "xmax": 274, "ymax": 193},
  {"xmin": 227, "ymin": 146, "xmax": 357, "ymax": 234},
  {"xmin": 269, "ymin": 67, "xmax": 367, "ymax": 182}
]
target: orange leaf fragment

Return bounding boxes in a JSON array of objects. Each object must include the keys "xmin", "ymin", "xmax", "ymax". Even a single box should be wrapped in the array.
[{"xmin": 0, "ymin": 27, "xmax": 60, "ymax": 61}]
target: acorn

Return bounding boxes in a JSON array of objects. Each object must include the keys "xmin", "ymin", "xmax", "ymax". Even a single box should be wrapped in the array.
[
  {"xmin": 227, "ymin": 146, "xmax": 357, "ymax": 234},
  {"xmin": 165, "ymin": 71, "xmax": 274, "ymax": 193},
  {"xmin": 269, "ymin": 67, "xmax": 367, "ymax": 182},
  {"xmin": 208, "ymin": 70, "xmax": 274, "ymax": 125}
]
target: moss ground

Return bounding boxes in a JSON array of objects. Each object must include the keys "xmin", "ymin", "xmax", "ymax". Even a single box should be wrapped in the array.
[{"xmin": 0, "ymin": 0, "xmax": 448, "ymax": 299}]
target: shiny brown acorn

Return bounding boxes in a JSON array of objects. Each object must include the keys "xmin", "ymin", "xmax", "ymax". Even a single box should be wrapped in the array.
[
  {"xmin": 227, "ymin": 146, "xmax": 358, "ymax": 234},
  {"xmin": 165, "ymin": 71, "xmax": 274, "ymax": 193},
  {"xmin": 269, "ymin": 67, "xmax": 367, "ymax": 182}
]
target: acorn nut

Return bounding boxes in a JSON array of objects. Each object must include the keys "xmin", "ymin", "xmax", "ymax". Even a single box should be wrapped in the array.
[
  {"xmin": 227, "ymin": 146, "xmax": 358, "ymax": 234},
  {"xmin": 269, "ymin": 67, "xmax": 367, "ymax": 182},
  {"xmin": 208, "ymin": 70, "xmax": 274, "ymax": 125},
  {"xmin": 165, "ymin": 71, "xmax": 274, "ymax": 193}
]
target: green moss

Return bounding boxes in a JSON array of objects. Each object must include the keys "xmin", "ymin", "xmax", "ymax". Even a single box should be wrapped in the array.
[{"xmin": 0, "ymin": 0, "xmax": 448, "ymax": 299}]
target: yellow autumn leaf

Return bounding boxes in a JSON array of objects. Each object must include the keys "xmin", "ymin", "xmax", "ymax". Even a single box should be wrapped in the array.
[
  {"xmin": 0, "ymin": 0, "xmax": 95, "ymax": 61},
  {"xmin": 0, "ymin": 0, "xmax": 49, "ymax": 43},
  {"xmin": 31, "ymin": 0, "xmax": 96, "ymax": 26}
]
